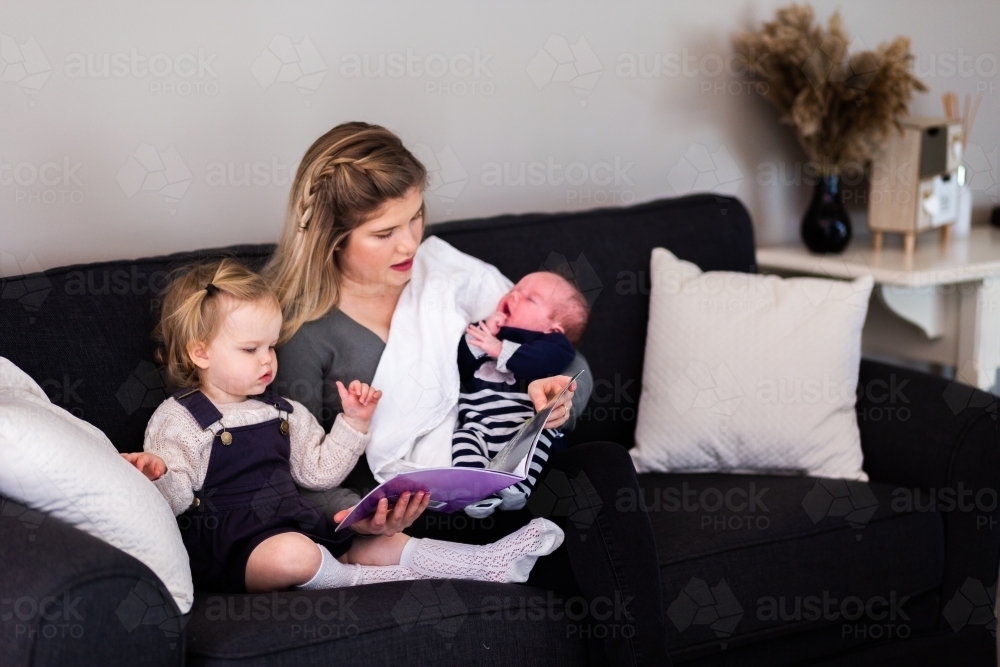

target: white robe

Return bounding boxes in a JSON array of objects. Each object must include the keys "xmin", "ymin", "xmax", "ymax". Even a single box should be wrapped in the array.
[{"xmin": 365, "ymin": 236, "xmax": 513, "ymax": 480}]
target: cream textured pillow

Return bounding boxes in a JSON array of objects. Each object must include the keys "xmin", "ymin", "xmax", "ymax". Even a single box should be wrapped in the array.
[
  {"xmin": 631, "ymin": 248, "xmax": 873, "ymax": 481},
  {"xmin": 0, "ymin": 357, "xmax": 193, "ymax": 613}
]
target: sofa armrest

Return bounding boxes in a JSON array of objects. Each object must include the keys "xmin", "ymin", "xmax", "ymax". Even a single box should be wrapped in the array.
[
  {"xmin": 0, "ymin": 497, "xmax": 186, "ymax": 667},
  {"xmin": 855, "ymin": 358, "xmax": 999, "ymax": 619}
]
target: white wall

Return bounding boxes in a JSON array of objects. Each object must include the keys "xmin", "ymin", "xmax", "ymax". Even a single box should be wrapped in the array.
[{"xmin": 1, "ymin": 0, "xmax": 998, "ymax": 275}]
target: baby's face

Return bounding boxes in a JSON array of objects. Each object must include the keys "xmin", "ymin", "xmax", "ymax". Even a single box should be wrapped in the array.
[
  {"xmin": 495, "ymin": 273, "xmax": 567, "ymax": 334},
  {"xmin": 195, "ymin": 299, "xmax": 282, "ymax": 402}
]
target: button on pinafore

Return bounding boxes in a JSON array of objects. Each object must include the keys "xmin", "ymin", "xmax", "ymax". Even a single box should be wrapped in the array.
[{"xmin": 173, "ymin": 386, "xmax": 353, "ymax": 593}]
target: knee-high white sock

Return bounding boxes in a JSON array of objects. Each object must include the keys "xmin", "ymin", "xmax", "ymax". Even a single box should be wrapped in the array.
[
  {"xmin": 296, "ymin": 543, "xmax": 418, "ymax": 590},
  {"xmin": 399, "ymin": 517, "xmax": 564, "ymax": 584}
]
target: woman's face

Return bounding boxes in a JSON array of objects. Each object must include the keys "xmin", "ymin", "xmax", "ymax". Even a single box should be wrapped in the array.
[{"xmin": 338, "ymin": 186, "xmax": 424, "ymax": 292}]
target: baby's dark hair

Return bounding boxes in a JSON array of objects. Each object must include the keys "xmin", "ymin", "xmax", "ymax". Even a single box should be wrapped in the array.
[{"xmin": 545, "ymin": 271, "xmax": 590, "ymax": 346}]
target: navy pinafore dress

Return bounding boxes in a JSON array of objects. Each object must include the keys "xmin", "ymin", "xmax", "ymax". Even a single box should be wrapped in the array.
[{"xmin": 173, "ymin": 386, "xmax": 353, "ymax": 593}]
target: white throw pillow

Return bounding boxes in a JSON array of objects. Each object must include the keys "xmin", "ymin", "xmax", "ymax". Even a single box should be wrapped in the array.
[
  {"xmin": 0, "ymin": 357, "xmax": 193, "ymax": 613},
  {"xmin": 631, "ymin": 248, "xmax": 873, "ymax": 481}
]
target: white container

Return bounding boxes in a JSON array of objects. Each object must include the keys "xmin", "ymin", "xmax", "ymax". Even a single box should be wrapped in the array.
[{"xmin": 954, "ymin": 183, "xmax": 973, "ymax": 237}]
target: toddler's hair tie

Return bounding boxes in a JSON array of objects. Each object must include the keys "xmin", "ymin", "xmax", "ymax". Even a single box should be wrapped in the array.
[{"xmin": 205, "ymin": 283, "xmax": 219, "ymax": 295}]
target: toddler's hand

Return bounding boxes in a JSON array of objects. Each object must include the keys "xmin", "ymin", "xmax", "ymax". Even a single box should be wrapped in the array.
[
  {"xmin": 466, "ymin": 322, "xmax": 503, "ymax": 358},
  {"xmin": 121, "ymin": 452, "xmax": 167, "ymax": 481},
  {"xmin": 336, "ymin": 380, "xmax": 382, "ymax": 433}
]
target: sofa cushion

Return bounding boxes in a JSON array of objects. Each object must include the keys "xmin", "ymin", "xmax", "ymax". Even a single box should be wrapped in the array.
[
  {"xmin": 631, "ymin": 248, "xmax": 872, "ymax": 481},
  {"xmin": 636, "ymin": 473, "xmax": 945, "ymax": 659},
  {"xmin": 0, "ymin": 357, "xmax": 194, "ymax": 613},
  {"xmin": 183, "ymin": 580, "xmax": 586, "ymax": 666}
]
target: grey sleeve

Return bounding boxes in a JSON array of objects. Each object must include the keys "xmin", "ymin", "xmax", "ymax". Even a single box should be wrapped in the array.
[
  {"xmin": 562, "ymin": 350, "xmax": 593, "ymax": 432},
  {"xmin": 275, "ymin": 330, "xmax": 327, "ymax": 425}
]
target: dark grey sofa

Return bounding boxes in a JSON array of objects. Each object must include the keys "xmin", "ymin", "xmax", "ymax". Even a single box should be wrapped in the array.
[{"xmin": 2, "ymin": 194, "xmax": 997, "ymax": 666}]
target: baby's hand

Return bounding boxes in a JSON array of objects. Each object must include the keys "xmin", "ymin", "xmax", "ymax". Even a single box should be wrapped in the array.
[
  {"xmin": 482, "ymin": 311, "xmax": 506, "ymax": 335},
  {"xmin": 336, "ymin": 380, "xmax": 382, "ymax": 433},
  {"xmin": 466, "ymin": 322, "xmax": 503, "ymax": 358},
  {"xmin": 121, "ymin": 452, "xmax": 167, "ymax": 481}
]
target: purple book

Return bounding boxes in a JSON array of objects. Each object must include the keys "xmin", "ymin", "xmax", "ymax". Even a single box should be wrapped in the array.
[{"xmin": 335, "ymin": 370, "xmax": 584, "ymax": 531}]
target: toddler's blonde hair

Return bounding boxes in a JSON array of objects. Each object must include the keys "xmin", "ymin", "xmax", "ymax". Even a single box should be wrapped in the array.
[{"xmin": 153, "ymin": 258, "xmax": 280, "ymax": 390}]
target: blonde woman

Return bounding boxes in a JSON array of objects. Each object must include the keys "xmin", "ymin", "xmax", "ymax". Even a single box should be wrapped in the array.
[{"xmin": 266, "ymin": 122, "xmax": 669, "ymax": 666}]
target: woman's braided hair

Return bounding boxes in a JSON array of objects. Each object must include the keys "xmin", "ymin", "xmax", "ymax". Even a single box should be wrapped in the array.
[{"xmin": 263, "ymin": 122, "xmax": 427, "ymax": 343}]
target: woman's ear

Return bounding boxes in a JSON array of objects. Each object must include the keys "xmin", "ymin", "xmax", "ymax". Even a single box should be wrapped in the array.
[{"xmin": 187, "ymin": 340, "xmax": 210, "ymax": 370}]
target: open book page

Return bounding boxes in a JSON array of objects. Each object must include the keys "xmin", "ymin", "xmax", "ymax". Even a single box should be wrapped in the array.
[
  {"xmin": 487, "ymin": 369, "xmax": 585, "ymax": 475},
  {"xmin": 335, "ymin": 371, "xmax": 584, "ymax": 531}
]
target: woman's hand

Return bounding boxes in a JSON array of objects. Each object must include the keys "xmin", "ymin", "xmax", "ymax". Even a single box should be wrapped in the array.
[
  {"xmin": 527, "ymin": 375, "xmax": 577, "ymax": 429},
  {"xmin": 334, "ymin": 491, "xmax": 431, "ymax": 536},
  {"xmin": 121, "ymin": 452, "xmax": 166, "ymax": 481}
]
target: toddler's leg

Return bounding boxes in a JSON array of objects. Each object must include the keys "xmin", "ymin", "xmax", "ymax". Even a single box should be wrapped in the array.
[
  {"xmin": 245, "ymin": 532, "xmax": 325, "ymax": 592},
  {"xmin": 297, "ymin": 541, "xmax": 418, "ymax": 590},
  {"xmin": 298, "ymin": 519, "xmax": 564, "ymax": 589},
  {"xmin": 400, "ymin": 517, "xmax": 564, "ymax": 584}
]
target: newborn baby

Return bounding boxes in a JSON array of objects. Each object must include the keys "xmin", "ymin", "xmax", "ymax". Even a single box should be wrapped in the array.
[{"xmin": 453, "ymin": 271, "xmax": 590, "ymax": 518}]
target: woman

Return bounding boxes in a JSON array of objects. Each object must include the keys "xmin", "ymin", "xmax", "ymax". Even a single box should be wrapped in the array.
[{"xmin": 266, "ymin": 122, "xmax": 669, "ymax": 666}]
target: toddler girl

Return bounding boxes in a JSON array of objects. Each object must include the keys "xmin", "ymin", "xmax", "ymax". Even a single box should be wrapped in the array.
[
  {"xmin": 455, "ymin": 271, "xmax": 590, "ymax": 517},
  {"xmin": 122, "ymin": 259, "xmax": 563, "ymax": 594}
]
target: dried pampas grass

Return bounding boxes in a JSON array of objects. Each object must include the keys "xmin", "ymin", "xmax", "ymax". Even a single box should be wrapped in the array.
[{"xmin": 734, "ymin": 3, "xmax": 927, "ymax": 174}]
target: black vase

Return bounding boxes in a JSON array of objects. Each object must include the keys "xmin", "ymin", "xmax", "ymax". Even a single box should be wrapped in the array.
[{"xmin": 801, "ymin": 174, "xmax": 852, "ymax": 253}]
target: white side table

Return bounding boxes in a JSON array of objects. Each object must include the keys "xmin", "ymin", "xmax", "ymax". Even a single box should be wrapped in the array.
[{"xmin": 756, "ymin": 227, "xmax": 1000, "ymax": 392}]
